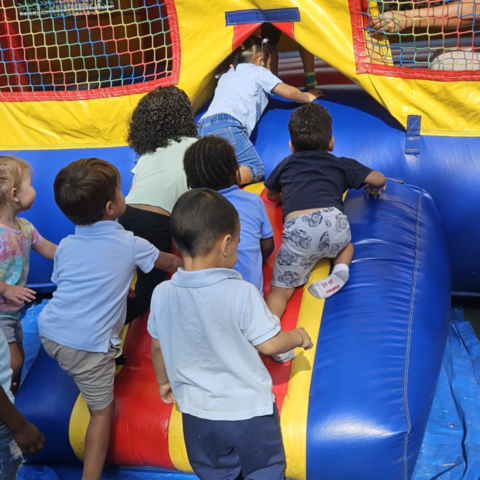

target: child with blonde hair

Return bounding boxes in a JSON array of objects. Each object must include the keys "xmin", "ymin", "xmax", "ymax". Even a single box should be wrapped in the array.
[{"xmin": 0, "ymin": 156, "xmax": 57, "ymax": 393}]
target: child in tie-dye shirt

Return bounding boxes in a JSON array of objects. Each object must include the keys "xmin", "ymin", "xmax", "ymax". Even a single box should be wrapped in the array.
[{"xmin": 0, "ymin": 157, "xmax": 57, "ymax": 393}]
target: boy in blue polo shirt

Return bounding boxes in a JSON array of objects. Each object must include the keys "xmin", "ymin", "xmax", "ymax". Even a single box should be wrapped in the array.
[
  {"xmin": 148, "ymin": 189, "xmax": 313, "ymax": 480},
  {"xmin": 39, "ymin": 158, "xmax": 183, "ymax": 480},
  {"xmin": 183, "ymin": 136, "xmax": 274, "ymax": 293}
]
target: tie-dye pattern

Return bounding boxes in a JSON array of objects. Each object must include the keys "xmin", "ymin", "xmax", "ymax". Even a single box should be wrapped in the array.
[{"xmin": 0, "ymin": 218, "xmax": 43, "ymax": 320}]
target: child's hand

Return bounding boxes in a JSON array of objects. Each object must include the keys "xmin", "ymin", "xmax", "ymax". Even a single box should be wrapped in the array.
[
  {"xmin": 305, "ymin": 89, "xmax": 323, "ymax": 102},
  {"xmin": 11, "ymin": 419, "xmax": 45, "ymax": 456},
  {"xmin": 370, "ymin": 11, "xmax": 408, "ymax": 36},
  {"xmin": 159, "ymin": 383, "xmax": 177, "ymax": 404},
  {"xmin": 294, "ymin": 327, "xmax": 313, "ymax": 350},
  {"xmin": 127, "ymin": 287, "xmax": 136, "ymax": 299},
  {"xmin": 2, "ymin": 285, "xmax": 36, "ymax": 307},
  {"xmin": 364, "ymin": 183, "xmax": 386, "ymax": 198}
]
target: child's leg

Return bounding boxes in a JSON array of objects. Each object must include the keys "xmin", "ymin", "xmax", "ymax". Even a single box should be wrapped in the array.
[
  {"xmin": 183, "ymin": 413, "xmax": 242, "ymax": 480},
  {"xmin": 308, "ymin": 242, "xmax": 354, "ymax": 299},
  {"xmin": 266, "ymin": 287, "xmax": 295, "ymax": 320},
  {"xmin": 198, "ymin": 115, "xmax": 264, "ymax": 185},
  {"xmin": 0, "ymin": 418, "xmax": 24, "ymax": 479},
  {"xmin": 9, "ymin": 342, "xmax": 24, "ymax": 394},
  {"xmin": 232, "ymin": 405, "xmax": 286, "ymax": 480},
  {"xmin": 83, "ymin": 401, "xmax": 115, "ymax": 480}
]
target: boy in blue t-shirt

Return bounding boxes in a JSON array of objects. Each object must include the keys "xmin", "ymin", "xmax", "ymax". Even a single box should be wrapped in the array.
[
  {"xmin": 39, "ymin": 158, "xmax": 183, "ymax": 480},
  {"xmin": 183, "ymin": 136, "xmax": 274, "ymax": 293},
  {"xmin": 148, "ymin": 188, "xmax": 313, "ymax": 480},
  {"xmin": 265, "ymin": 103, "xmax": 386, "ymax": 321}
]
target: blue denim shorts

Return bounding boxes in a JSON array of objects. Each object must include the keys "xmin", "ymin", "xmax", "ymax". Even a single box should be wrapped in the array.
[
  {"xmin": 0, "ymin": 423, "xmax": 23, "ymax": 480},
  {"xmin": 198, "ymin": 113, "xmax": 265, "ymax": 183}
]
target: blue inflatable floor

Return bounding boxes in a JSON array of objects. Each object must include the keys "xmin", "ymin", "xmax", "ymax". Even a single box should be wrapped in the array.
[{"xmin": 17, "ymin": 300, "xmax": 480, "ymax": 480}]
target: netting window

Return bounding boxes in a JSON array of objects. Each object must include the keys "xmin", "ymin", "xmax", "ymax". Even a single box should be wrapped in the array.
[
  {"xmin": 0, "ymin": 0, "xmax": 180, "ymax": 99},
  {"xmin": 351, "ymin": 0, "xmax": 480, "ymax": 79}
]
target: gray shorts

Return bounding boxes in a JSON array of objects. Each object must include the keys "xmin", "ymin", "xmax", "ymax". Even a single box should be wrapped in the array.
[
  {"xmin": 0, "ymin": 318, "xmax": 23, "ymax": 343},
  {"xmin": 272, "ymin": 208, "xmax": 351, "ymax": 289},
  {"xmin": 41, "ymin": 335, "xmax": 121, "ymax": 411}
]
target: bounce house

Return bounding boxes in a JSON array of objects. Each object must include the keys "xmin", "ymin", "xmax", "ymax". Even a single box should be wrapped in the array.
[{"xmin": 1, "ymin": 0, "xmax": 479, "ymax": 478}]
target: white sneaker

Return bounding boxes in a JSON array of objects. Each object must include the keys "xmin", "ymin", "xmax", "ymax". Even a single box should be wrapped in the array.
[{"xmin": 272, "ymin": 350, "xmax": 295, "ymax": 363}]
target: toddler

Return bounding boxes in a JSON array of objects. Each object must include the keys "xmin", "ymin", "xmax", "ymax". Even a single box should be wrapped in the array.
[
  {"xmin": 0, "ymin": 156, "xmax": 57, "ymax": 393},
  {"xmin": 119, "ymin": 86, "xmax": 197, "ymax": 323},
  {"xmin": 198, "ymin": 35, "xmax": 321, "ymax": 185},
  {"xmin": 148, "ymin": 188, "xmax": 313, "ymax": 480},
  {"xmin": 39, "ymin": 158, "xmax": 182, "ymax": 480},
  {"xmin": 0, "ymin": 328, "xmax": 45, "ymax": 478},
  {"xmin": 265, "ymin": 104, "xmax": 386, "ymax": 320},
  {"xmin": 183, "ymin": 136, "xmax": 274, "ymax": 292}
]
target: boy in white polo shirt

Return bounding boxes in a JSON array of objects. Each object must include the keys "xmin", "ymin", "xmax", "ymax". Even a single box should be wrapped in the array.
[
  {"xmin": 39, "ymin": 158, "xmax": 183, "ymax": 480},
  {"xmin": 148, "ymin": 188, "xmax": 313, "ymax": 480}
]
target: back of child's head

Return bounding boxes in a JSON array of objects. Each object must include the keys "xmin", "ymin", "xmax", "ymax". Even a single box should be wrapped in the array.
[
  {"xmin": 183, "ymin": 136, "xmax": 239, "ymax": 191},
  {"xmin": 54, "ymin": 158, "xmax": 120, "ymax": 226},
  {"xmin": 171, "ymin": 188, "xmax": 239, "ymax": 258},
  {"xmin": 0, "ymin": 156, "xmax": 32, "ymax": 210},
  {"xmin": 127, "ymin": 86, "xmax": 197, "ymax": 156},
  {"xmin": 231, "ymin": 35, "xmax": 270, "ymax": 69},
  {"xmin": 288, "ymin": 103, "xmax": 333, "ymax": 152}
]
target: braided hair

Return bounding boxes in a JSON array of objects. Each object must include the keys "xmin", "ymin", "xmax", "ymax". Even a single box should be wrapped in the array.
[
  {"xmin": 231, "ymin": 35, "xmax": 270, "ymax": 69},
  {"xmin": 184, "ymin": 136, "xmax": 240, "ymax": 191},
  {"xmin": 127, "ymin": 86, "xmax": 197, "ymax": 156}
]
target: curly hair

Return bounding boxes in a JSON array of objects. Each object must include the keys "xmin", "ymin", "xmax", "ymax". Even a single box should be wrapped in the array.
[
  {"xmin": 184, "ymin": 136, "xmax": 239, "ymax": 191},
  {"xmin": 289, "ymin": 103, "xmax": 332, "ymax": 152},
  {"xmin": 127, "ymin": 86, "xmax": 197, "ymax": 156},
  {"xmin": 0, "ymin": 156, "xmax": 32, "ymax": 211}
]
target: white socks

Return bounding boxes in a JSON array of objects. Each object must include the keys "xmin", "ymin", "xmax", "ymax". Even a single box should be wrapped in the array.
[
  {"xmin": 308, "ymin": 264, "xmax": 350, "ymax": 299},
  {"xmin": 272, "ymin": 350, "xmax": 296, "ymax": 363}
]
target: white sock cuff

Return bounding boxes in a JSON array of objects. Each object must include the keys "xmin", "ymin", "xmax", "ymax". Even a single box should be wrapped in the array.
[{"xmin": 333, "ymin": 263, "xmax": 349, "ymax": 274}]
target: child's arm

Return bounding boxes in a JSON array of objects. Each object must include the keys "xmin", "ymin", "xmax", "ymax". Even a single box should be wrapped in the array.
[
  {"xmin": 256, "ymin": 327, "xmax": 313, "ymax": 356},
  {"xmin": 32, "ymin": 239, "xmax": 57, "ymax": 261},
  {"xmin": 363, "ymin": 171, "xmax": 387, "ymax": 198},
  {"xmin": 0, "ymin": 387, "xmax": 45, "ymax": 455},
  {"xmin": 0, "ymin": 282, "xmax": 36, "ymax": 307},
  {"xmin": 153, "ymin": 252, "xmax": 184, "ymax": 274},
  {"xmin": 266, "ymin": 189, "xmax": 282, "ymax": 203},
  {"xmin": 273, "ymin": 83, "xmax": 322, "ymax": 104},
  {"xmin": 261, "ymin": 237, "xmax": 274, "ymax": 261},
  {"xmin": 151, "ymin": 338, "xmax": 176, "ymax": 404}
]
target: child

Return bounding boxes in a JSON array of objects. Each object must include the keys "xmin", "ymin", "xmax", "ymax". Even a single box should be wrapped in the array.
[
  {"xmin": 198, "ymin": 35, "xmax": 322, "ymax": 186},
  {"xmin": 183, "ymin": 136, "xmax": 274, "ymax": 292},
  {"xmin": 119, "ymin": 86, "xmax": 197, "ymax": 324},
  {"xmin": 0, "ymin": 328, "xmax": 45, "ymax": 478},
  {"xmin": 0, "ymin": 156, "xmax": 57, "ymax": 394},
  {"xmin": 38, "ymin": 158, "xmax": 183, "ymax": 480},
  {"xmin": 148, "ymin": 188, "xmax": 313, "ymax": 480},
  {"xmin": 265, "ymin": 103, "xmax": 386, "ymax": 320}
]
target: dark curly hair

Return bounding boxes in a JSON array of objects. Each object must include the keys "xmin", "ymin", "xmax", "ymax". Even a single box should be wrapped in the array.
[
  {"xmin": 127, "ymin": 86, "xmax": 197, "ymax": 156},
  {"xmin": 184, "ymin": 136, "xmax": 239, "ymax": 191},
  {"xmin": 231, "ymin": 35, "xmax": 270, "ymax": 69},
  {"xmin": 289, "ymin": 103, "xmax": 332, "ymax": 152}
]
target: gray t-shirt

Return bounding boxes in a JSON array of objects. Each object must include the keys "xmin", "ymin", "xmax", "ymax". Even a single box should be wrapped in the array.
[{"xmin": 147, "ymin": 268, "xmax": 281, "ymax": 421}]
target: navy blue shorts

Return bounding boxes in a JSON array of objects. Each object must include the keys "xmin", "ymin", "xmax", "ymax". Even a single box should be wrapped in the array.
[{"xmin": 182, "ymin": 404, "xmax": 286, "ymax": 480}]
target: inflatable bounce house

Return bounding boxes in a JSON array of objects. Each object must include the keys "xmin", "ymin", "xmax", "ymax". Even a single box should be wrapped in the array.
[{"xmin": 1, "ymin": 0, "xmax": 479, "ymax": 478}]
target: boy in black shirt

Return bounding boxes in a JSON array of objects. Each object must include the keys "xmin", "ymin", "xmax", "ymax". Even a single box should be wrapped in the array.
[{"xmin": 265, "ymin": 103, "xmax": 385, "ymax": 328}]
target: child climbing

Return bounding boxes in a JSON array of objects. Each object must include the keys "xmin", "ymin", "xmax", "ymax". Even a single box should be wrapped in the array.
[
  {"xmin": 0, "ymin": 156, "xmax": 57, "ymax": 394},
  {"xmin": 148, "ymin": 188, "xmax": 313, "ymax": 480},
  {"xmin": 183, "ymin": 136, "xmax": 274, "ymax": 292},
  {"xmin": 197, "ymin": 35, "xmax": 322, "ymax": 185},
  {"xmin": 265, "ymin": 103, "xmax": 386, "ymax": 322},
  {"xmin": 119, "ymin": 86, "xmax": 197, "ymax": 324}
]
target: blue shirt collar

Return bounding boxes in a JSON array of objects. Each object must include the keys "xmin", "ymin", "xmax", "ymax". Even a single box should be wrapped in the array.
[
  {"xmin": 172, "ymin": 268, "xmax": 242, "ymax": 288},
  {"xmin": 75, "ymin": 220, "xmax": 124, "ymax": 235},
  {"xmin": 218, "ymin": 185, "xmax": 240, "ymax": 195}
]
